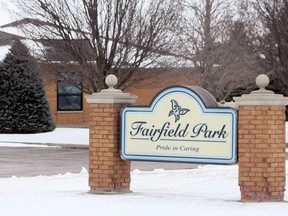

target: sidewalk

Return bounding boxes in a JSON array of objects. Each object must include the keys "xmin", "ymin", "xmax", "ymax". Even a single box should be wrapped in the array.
[{"xmin": 0, "ymin": 128, "xmax": 89, "ymax": 148}]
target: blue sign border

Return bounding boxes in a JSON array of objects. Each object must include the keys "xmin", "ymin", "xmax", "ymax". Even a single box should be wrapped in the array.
[{"xmin": 120, "ymin": 86, "xmax": 237, "ymax": 164}]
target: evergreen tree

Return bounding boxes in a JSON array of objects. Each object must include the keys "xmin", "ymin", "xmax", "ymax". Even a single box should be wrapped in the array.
[{"xmin": 0, "ymin": 40, "xmax": 55, "ymax": 133}]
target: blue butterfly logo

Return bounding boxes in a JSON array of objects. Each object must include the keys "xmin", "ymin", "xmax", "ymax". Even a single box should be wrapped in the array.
[{"xmin": 168, "ymin": 99, "xmax": 190, "ymax": 123}]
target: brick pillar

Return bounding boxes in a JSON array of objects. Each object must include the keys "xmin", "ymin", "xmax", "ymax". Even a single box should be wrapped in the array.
[
  {"xmin": 86, "ymin": 75, "xmax": 137, "ymax": 193},
  {"xmin": 238, "ymin": 106, "xmax": 286, "ymax": 201},
  {"xmin": 234, "ymin": 74, "xmax": 288, "ymax": 201}
]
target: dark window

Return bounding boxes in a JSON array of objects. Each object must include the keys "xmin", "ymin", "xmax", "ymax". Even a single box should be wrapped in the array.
[{"xmin": 57, "ymin": 74, "xmax": 83, "ymax": 111}]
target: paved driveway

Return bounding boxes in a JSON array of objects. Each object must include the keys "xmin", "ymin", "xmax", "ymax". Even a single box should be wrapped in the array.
[
  {"xmin": 1, "ymin": 146, "xmax": 287, "ymax": 178},
  {"xmin": 0, "ymin": 147, "xmax": 198, "ymax": 178}
]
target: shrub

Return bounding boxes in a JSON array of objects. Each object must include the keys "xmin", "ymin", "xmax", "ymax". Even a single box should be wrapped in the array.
[{"xmin": 0, "ymin": 40, "xmax": 55, "ymax": 133}]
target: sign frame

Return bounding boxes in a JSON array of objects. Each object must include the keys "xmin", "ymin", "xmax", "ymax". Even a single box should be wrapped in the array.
[{"xmin": 120, "ymin": 86, "xmax": 237, "ymax": 164}]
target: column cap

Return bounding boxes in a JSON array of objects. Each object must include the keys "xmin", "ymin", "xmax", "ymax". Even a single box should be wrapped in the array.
[
  {"xmin": 233, "ymin": 74, "xmax": 288, "ymax": 106},
  {"xmin": 85, "ymin": 74, "xmax": 138, "ymax": 104}
]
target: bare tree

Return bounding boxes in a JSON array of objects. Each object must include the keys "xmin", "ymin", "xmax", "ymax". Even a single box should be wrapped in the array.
[
  {"xmin": 11, "ymin": 0, "xmax": 184, "ymax": 93},
  {"xmin": 178, "ymin": 0, "xmax": 262, "ymax": 101},
  {"xmin": 180, "ymin": 0, "xmax": 233, "ymax": 83},
  {"xmin": 203, "ymin": 21, "xmax": 263, "ymax": 101},
  {"xmin": 247, "ymin": 0, "xmax": 288, "ymax": 95}
]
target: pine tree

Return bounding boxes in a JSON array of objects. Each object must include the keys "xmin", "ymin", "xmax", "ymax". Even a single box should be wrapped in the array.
[{"xmin": 0, "ymin": 40, "xmax": 55, "ymax": 133}]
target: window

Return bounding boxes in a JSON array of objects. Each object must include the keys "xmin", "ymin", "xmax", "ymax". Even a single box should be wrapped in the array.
[{"xmin": 57, "ymin": 73, "xmax": 83, "ymax": 111}]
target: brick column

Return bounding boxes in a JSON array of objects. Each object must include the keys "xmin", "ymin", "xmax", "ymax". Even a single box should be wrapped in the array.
[
  {"xmin": 234, "ymin": 74, "xmax": 288, "ymax": 201},
  {"xmin": 86, "ymin": 75, "xmax": 137, "ymax": 193}
]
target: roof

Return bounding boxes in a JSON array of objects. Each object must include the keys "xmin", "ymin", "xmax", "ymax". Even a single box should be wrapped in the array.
[
  {"xmin": 0, "ymin": 30, "xmax": 23, "ymax": 46},
  {"xmin": 0, "ymin": 18, "xmax": 194, "ymax": 65},
  {"xmin": 0, "ymin": 18, "xmax": 50, "ymax": 29}
]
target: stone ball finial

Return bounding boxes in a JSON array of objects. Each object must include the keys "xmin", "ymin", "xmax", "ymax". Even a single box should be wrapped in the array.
[
  {"xmin": 256, "ymin": 74, "xmax": 269, "ymax": 90},
  {"xmin": 105, "ymin": 74, "xmax": 118, "ymax": 89}
]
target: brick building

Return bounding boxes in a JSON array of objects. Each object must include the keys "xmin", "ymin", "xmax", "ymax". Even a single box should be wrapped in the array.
[
  {"xmin": 41, "ymin": 64, "xmax": 200, "ymax": 126},
  {"xmin": 0, "ymin": 20, "xmax": 200, "ymax": 126}
]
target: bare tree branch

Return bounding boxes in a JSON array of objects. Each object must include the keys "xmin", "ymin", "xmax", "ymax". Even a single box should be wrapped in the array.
[{"xmin": 12, "ymin": 0, "xmax": 184, "ymax": 93}]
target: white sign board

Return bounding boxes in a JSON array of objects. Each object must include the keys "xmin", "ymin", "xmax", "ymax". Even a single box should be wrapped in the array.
[{"xmin": 120, "ymin": 86, "xmax": 237, "ymax": 164}]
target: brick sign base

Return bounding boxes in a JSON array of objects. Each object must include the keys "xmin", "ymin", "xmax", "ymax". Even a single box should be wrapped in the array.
[
  {"xmin": 89, "ymin": 103, "xmax": 131, "ymax": 193},
  {"xmin": 238, "ymin": 105, "xmax": 286, "ymax": 201}
]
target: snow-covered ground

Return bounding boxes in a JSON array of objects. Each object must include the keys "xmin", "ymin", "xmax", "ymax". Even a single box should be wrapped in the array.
[
  {"xmin": 0, "ymin": 127, "xmax": 89, "ymax": 147},
  {"xmin": 0, "ymin": 126, "xmax": 288, "ymax": 216},
  {"xmin": 0, "ymin": 163, "xmax": 287, "ymax": 216}
]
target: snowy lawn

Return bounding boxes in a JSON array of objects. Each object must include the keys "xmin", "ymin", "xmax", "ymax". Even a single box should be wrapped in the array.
[
  {"xmin": 0, "ymin": 164, "xmax": 287, "ymax": 216},
  {"xmin": 0, "ymin": 126, "xmax": 288, "ymax": 215},
  {"xmin": 0, "ymin": 127, "xmax": 89, "ymax": 147}
]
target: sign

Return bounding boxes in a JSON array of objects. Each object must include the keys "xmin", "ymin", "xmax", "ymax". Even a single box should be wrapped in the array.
[{"xmin": 120, "ymin": 86, "xmax": 237, "ymax": 164}]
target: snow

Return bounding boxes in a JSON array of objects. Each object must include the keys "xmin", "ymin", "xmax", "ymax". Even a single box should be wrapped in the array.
[
  {"xmin": 0, "ymin": 2, "xmax": 286, "ymax": 213},
  {"xmin": 0, "ymin": 142, "xmax": 51, "ymax": 147},
  {"xmin": 0, "ymin": 126, "xmax": 288, "ymax": 215},
  {"xmin": 0, "ymin": 127, "xmax": 89, "ymax": 148},
  {"xmin": 0, "ymin": 163, "xmax": 287, "ymax": 216},
  {"xmin": 0, "ymin": 26, "xmax": 24, "ymax": 37},
  {"xmin": 0, "ymin": 45, "xmax": 10, "ymax": 61}
]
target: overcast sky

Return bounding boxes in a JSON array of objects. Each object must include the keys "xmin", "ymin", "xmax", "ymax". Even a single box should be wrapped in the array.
[{"xmin": 0, "ymin": 0, "xmax": 17, "ymax": 26}]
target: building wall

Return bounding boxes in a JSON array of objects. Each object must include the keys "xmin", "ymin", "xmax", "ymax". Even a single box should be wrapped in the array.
[
  {"xmin": 125, "ymin": 68, "xmax": 200, "ymax": 106},
  {"xmin": 41, "ymin": 63, "xmax": 90, "ymax": 126},
  {"xmin": 41, "ymin": 65, "xmax": 200, "ymax": 126}
]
